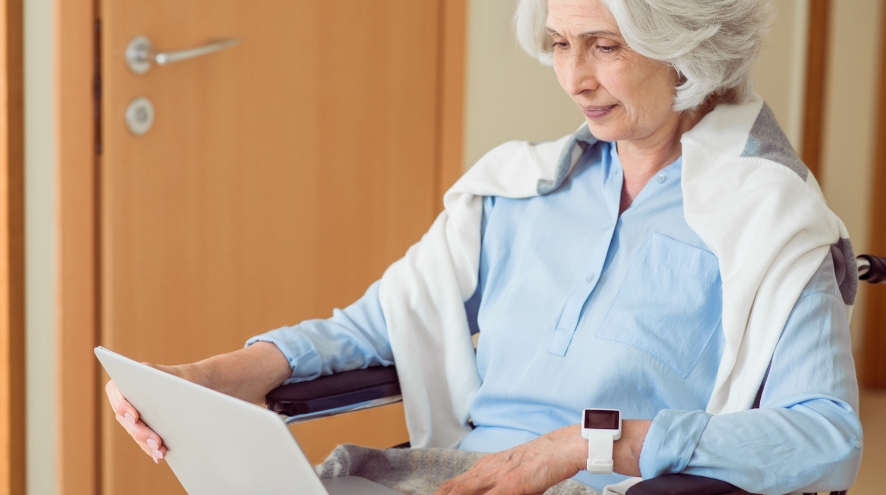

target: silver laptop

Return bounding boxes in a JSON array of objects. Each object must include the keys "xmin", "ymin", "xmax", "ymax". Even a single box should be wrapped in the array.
[{"xmin": 95, "ymin": 346, "xmax": 402, "ymax": 495}]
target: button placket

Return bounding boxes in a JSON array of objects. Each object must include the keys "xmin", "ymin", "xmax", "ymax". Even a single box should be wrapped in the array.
[{"xmin": 548, "ymin": 221, "xmax": 618, "ymax": 357}]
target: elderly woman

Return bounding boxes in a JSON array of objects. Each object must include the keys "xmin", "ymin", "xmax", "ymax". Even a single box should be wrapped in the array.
[{"xmin": 106, "ymin": 0, "xmax": 863, "ymax": 493}]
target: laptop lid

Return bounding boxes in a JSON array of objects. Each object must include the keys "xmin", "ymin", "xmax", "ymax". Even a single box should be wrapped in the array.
[{"xmin": 95, "ymin": 346, "xmax": 330, "ymax": 495}]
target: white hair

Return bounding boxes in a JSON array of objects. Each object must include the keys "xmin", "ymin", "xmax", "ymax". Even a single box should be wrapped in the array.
[{"xmin": 514, "ymin": 0, "xmax": 774, "ymax": 111}]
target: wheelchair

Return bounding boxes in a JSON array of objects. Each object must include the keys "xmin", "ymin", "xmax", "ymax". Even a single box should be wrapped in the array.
[{"xmin": 265, "ymin": 254, "xmax": 886, "ymax": 495}]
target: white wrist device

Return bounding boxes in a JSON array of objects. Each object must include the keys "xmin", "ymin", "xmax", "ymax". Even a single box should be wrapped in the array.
[{"xmin": 581, "ymin": 408, "xmax": 622, "ymax": 475}]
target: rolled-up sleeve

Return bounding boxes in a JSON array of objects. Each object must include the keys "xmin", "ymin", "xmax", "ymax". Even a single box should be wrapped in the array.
[
  {"xmin": 246, "ymin": 280, "xmax": 394, "ymax": 384},
  {"xmin": 639, "ymin": 259, "xmax": 863, "ymax": 495}
]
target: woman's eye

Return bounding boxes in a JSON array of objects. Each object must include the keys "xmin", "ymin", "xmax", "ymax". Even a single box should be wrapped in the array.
[
  {"xmin": 596, "ymin": 44, "xmax": 618, "ymax": 54},
  {"xmin": 551, "ymin": 41, "xmax": 568, "ymax": 50}
]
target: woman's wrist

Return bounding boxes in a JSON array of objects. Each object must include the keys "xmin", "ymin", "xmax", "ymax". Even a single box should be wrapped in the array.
[
  {"xmin": 565, "ymin": 419, "xmax": 651, "ymax": 477},
  {"xmin": 564, "ymin": 424, "xmax": 591, "ymax": 472},
  {"xmin": 187, "ymin": 342, "xmax": 291, "ymax": 404},
  {"xmin": 613, "ymin": 419, "xmax": 652, "ymax": 477},
  {"xmin": 150, "ymin": 362, "xmax": 212, "ymax": 389}
]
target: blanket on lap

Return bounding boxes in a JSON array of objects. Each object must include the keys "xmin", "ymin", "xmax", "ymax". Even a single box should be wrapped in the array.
[
  {"xmin": 315, "ymin": 445, "xmax": 601, "ymax": 495},
  {"xmin": 377, "ymin": 93, "xmax": 857, "ymax": 452}
]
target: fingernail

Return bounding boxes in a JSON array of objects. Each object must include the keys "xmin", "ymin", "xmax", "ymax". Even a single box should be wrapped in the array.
[
  {"xmin": 153, "ymin": 455, "xmax": 159, "ymax": 464},
  {"xmin": 152, "ymin": 449, "xmax": 163, "ymax": 460},
  {"xmin": 125, "ymin": 413, "xmax": 135, "ymax": 424},
  {"xmin": 146, "ymin": 438, "xmax": 158, "ymax": 449}
]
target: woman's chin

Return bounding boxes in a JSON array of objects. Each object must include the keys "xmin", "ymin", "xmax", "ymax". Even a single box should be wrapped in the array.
[{"xmin": 584, "ymin": 121, "xmax": 626, "ymax": 143}]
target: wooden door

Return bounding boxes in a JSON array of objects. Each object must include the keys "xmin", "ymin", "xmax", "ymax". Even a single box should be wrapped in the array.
[{"xmin": 97, "ymin": 1, "xmax": 463, "ymax": 493}]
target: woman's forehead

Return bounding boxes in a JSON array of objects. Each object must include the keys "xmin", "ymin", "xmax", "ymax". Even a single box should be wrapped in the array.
[{"xmin": 545, "ymin": 0, "xmax": 621, "ymax": 37}]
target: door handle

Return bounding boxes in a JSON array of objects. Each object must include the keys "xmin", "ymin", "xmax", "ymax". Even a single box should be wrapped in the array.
[{"xmin": 126, "ymin": 35, "xmax": 241, "ymax": 74}]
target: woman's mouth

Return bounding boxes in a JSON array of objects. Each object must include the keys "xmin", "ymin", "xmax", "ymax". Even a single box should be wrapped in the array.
[{"xmin": 581, "ymin": 104, "xmax": 617, "ymax": 119}]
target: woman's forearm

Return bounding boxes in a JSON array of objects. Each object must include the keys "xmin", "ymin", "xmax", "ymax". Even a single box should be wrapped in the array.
[
  {"xmin": 613, "ymin": 419, "xmax": 652, "ymax": 477},
  {"xmin": 433, "ymin": 421, "xmax": 651, "ymax": 495},
  {"xmin": 180, "ymin": 342, "xmax": 292, "ymax": 405},
  {"xmin": 560, "ymin": 420, "xmax": 651, "ymax": 477}
]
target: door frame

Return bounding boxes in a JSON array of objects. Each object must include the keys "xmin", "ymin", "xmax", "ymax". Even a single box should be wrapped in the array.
[
  {"xmin": 0, "ymin": 0, "xmax": 25, "ymax": 492},
  {"xmin": 800, "ymin": 0, "xmax": 830, "ymax": 180},
  {"xmin": 55, "ymin": 0, "xmax": 100, "ymax": 492},
  {"xmin": 54, "ymin": 2, "xmax": 467, "ymax": 493}
]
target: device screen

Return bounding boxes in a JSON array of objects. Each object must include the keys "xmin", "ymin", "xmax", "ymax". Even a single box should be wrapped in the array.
[{"xmin": 584, "ymin": 410, "xmax": 619, "ymax": 430}]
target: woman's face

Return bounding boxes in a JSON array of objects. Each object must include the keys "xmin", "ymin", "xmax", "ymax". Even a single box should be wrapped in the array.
[{"xmin": 547, "ymin": 0, "xmax": 681, "ymax": 144}]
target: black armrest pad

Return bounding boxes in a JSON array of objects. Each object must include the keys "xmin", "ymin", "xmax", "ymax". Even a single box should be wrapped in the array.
[
  {"xmin": 626, "ymin": 474, "xmax": 751, "ymax": 495},
  {"xmin": 265, "ymin": 366, "xmax": 401, "ymax": 417}
]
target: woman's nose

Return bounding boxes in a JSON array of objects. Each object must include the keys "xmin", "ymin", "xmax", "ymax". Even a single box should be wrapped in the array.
[{"xmin": 562, "ymin": 52, "xmax": 597, "ymax": 97}]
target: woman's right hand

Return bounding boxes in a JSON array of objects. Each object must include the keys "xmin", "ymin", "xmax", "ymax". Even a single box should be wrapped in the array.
[
  {"xmin": 103, "ymin": 343, "xmax": 291, "ymax": 464},
  {"xmin": 105, "ymin": 363, "xmax": 209, "ymax": 464}
]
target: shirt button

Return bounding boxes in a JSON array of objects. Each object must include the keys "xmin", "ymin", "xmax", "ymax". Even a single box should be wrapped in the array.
[
  {"xmin": 586, "ymin": 273, "xmax": 595, "ymax": 283},
  {"xmin": 854, "ymin": 438, "xmax": 862, "ymax": 448},
  {"xmin": 656, "ymin": 174, "xmax": 666, "ymax": 184}
]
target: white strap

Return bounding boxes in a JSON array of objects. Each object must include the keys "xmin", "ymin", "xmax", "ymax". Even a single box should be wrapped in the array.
[
  {"xmin": 586, "ymin": 430, "xmax": 614, "ymax": 474},
  {"xmin": 602, "ymin": 477, "xmax": 643, "ymax": 495}
]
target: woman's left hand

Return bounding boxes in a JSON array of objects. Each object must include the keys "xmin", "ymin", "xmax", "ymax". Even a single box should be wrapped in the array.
[{"xmin": 434, "ymin": 420, "xmax": 652, "ymax": 495}]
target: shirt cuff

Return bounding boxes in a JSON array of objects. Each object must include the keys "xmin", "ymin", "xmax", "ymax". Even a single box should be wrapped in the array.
[
  {"xmin": 639, "ymin": 409, "xmax": 712, "ymax": 479},
  {"xmin": 245, "ymin": 326, "xmax": 322, "ymax": 384}
]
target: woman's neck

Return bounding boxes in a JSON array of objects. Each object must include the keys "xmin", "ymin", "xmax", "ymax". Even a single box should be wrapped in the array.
[{"xmin": 616, "ymin": 105, "xmax": 711, "ymax": 215}]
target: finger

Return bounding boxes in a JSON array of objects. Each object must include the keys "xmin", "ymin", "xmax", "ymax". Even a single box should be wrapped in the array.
[
  {"xmin": 437, "ymin": 455, "xmax": 518, "ymax": 495},
  {"xmin": 485, "ymin": 482, "xmax": 539, "ymax": 495},
  {"xmin": 114, "ymin": 414, "xmax": 155, "ymax": 457},
  {"xmin": 455, "ymin": 457, "xmax": 499, "ymax": 484},
  {"xmin": 435, "ymin": 478, "xmax": 461, "ymax": 495},
  {"xmin": 106, "ymin": 381, "xmax": 140, "ymax": 424},
  {"xmin": 122, "ymin": 421, "xmax": 166, "ymax": 464},
  {"xmin": 115, "ymin": 414, "xmax": 166, "ymax": 462},
  {"xmin": 435, "ymin": 474, "xmax": 495, "ymax": 495},
  {"xmin": 107, "ymin": 380, "xmax": 169, "ymax": 464}
]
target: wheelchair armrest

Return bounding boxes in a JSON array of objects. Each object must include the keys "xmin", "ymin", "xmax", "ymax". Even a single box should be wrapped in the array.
[
  {"xmin": 625, "ymin": 474, "xmax": 847, "ymax": 495},
  {"xmin": 265, "ymin": 366, "xmax": 401, "ymax": 418},
  {"xmin": 625, "ymin": 474, "xmax": 750, "ymax": 495}
]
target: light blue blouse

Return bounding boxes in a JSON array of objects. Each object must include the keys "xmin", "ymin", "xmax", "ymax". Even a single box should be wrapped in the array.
[{"xmin": 248, "ymin": 141, "xmax": 862, "ymax": 495}]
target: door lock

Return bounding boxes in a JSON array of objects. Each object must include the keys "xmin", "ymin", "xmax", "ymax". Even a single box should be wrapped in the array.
[{"xmin": 125, "ymin": 97, "xmax": 155, "ymax": 136}]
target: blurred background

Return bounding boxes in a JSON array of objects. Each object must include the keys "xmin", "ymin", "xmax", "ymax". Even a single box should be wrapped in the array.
[{"xmin": 4, "ymin": 0, "xmax": 884, "ymax": 493}]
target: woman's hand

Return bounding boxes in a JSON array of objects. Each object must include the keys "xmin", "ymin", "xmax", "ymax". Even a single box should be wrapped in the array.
[
  {"xmin": 104, "ymin": 342, "xmax": 292, "ymax": 464},
  {"xmin": 434, "ymin": 425, "xmax": 586, "ymax": 495},
  {"xmin": 105, "ymin": 363, "xmax": 207, "ymax": 464},
  {"xmin": 434, "ymin": 420, "xmax": 652, "ymax": 495}
]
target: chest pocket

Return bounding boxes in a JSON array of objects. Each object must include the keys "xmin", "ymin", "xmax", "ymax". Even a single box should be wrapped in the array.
[{"xmin": 595, "ymin": 232, "xmax": 722, "ymax": 378}]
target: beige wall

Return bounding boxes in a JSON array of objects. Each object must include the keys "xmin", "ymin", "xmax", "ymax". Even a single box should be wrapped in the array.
[
  {"xmin": 463, "ymin": 0, "xmax": 582, "ymax": 169},
  {"xmin": 752, "ymin": 0, "xmax": 809, "ymax": 150},
  {"xmin": 820, "ymin": 0, "xmax": 883, "ymax": 349},
  {"xmin": 24, "ymin": 0, "xmax": 58, "ymax": 493}
]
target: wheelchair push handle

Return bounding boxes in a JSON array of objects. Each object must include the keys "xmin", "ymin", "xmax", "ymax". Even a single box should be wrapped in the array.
[{"xmin": 857, "ymin": 254, "xmax": 886, "ymax": 284}]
